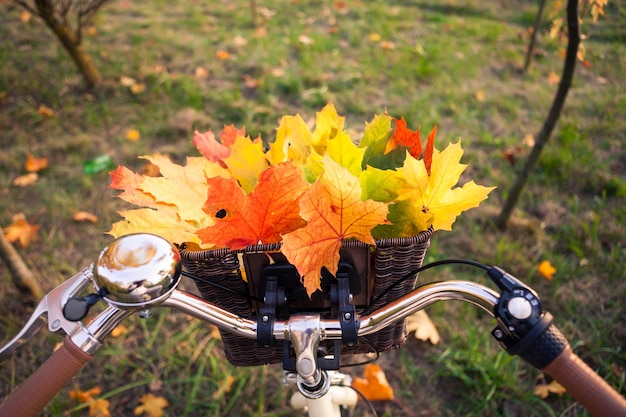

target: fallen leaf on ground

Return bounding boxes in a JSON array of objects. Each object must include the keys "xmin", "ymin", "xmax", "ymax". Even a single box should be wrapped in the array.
[
  {"xmin": 212, "ymin": 375, "xmax": 236, "ymax": 400},
  {"xmin": 134, "ymin": 393, "xmax": 169, "ymax": 417},
  {"xmin": 73, "ymin": 211, "xmax": 98, "ymax": 224},
  {"xmin": 3, "ymin": 213, "xmax": 40, "ymax": 248},
  {"xmin": 89, "ymin": 398, "xmax": 111, "ymax": 417},
  {"xmin": 351, "ymin": 364, "xmax": 394, "ymax": 401},
  {"xmin": 69, "ymin": 385, "xmax": 102, "ymax": 403},
  {"xmin": 406, "ymin": 310, "xmax": 440, "ymax": 345},
  {"xmin": 13, "ymin": 173, "xmax": 38, "ymax": 187},
  {"xmin": 534, "ymin": 380, "xmax": 566, "ymax": 399},
  {"xmin": 125, "ymin": 128, "xmax": 141, "ymax": 141},
  {"xmin": 25, "ymin": 153, "xmax": 49, "ymax": 172},
  {"xmin": 547, "ymin": 71, "xmax": 560, "ymax": 85},
  {"xmin": 537, "ymin": 260, "xmax": 557, "ymax": 280},
  {"xmin": 110, "ymin": 324, "xmax": 128, "ymax": 338},
  {"xmin": 37, "ymin": 104, "xmax": 55, "ymax": 118}
]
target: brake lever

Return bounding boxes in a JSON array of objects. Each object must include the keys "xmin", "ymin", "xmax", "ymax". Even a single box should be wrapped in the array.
[{"xmin": 0, "ymin": 266, "xmax": 94, "ymax": 362}]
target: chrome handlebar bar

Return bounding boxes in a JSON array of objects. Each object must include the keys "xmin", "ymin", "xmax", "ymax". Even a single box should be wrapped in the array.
[
  {"xmin": 2, "ymin": 234, "xmax": 625, "ymax": 417},
  {"xmin": 160, "ymin": 281, "xmax": 499, "ymax": 342}
]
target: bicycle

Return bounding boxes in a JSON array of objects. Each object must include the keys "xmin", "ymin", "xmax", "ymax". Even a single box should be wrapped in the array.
[{"xmin": 1, "ymin": 233, "xmax": 625, "ymax": 416}]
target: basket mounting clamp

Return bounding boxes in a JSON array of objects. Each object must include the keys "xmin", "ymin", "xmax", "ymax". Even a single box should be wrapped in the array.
[{"xmin": 332, "ymin": 262, "xmax": 359, "ymax": 348}]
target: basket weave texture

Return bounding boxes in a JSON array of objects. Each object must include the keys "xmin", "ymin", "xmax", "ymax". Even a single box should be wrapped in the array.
[{"xmin": 180, "ymin": 228, "xmax": 433, "ymax": 366}]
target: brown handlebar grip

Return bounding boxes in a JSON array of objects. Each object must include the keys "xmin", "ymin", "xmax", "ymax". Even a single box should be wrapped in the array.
[
  {"xmin": 542, "ymin": 345, "xmax": 626, "ymax": 417},
  {"xmin": 0, "ymin": 336, "xmax": 92, "ymax": 417}
]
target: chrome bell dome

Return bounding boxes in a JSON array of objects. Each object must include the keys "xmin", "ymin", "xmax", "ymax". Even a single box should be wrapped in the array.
[{"xmin": 93, "ymin": 234, "xmax": 181, "ymax": 307}]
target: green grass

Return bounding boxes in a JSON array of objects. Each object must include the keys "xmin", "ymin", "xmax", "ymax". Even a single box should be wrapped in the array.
[{"xmin": 1, "ymin": 0, "xmax": 625, "ymax": 415}]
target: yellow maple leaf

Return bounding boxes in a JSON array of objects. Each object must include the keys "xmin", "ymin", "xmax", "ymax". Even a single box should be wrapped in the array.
[
  {"xmin": 109, "ymin": 208, "xmax": 209, "ymax": 248},
  {"xmin": 139, "ymin": 155, "xmax": 228, "ymax": 222},
  {"xmin": 326, "ymin": 129, "xmax": 365, "ymax": 177},
  {"xmin": 380, "ymin": 142, "xmax": 495, "ymax": 234},
  {"xmin": 223, "ymin": 135, "xmax": 268, "ymax": 193},
  {"xmin": 534, "ymin": 380, "xmax": 566, "ymax": 399},
  {"xmin": 406, "ymin": 310, "xmax": 440, "ymax": 345},
  {"xmin": 281, "ymin": 156, "xmax": 389, "ymax": 295},
  {"xmin": 134, "ymin": 393, "xmax": 169, "ymax": 417},
  {"xmin": 267, "ymin": 114, "xmax": 312, "ymax": 166},
  {"xmin": 89, "ymin": 398, "xmax": 111, "ymax": 417},
  {"xmin": 310, "ymin": 102, "xmax": 345, "ymax": 155}
]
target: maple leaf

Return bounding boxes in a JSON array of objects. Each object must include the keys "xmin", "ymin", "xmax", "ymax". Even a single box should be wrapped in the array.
[
  {"xmin": 281, "ymin": 156, "xmax": 389, "ymax": 295},
  {"xmin": 108, "ymin": 165, "xmax": 166, "ymax": 210},
  {"xmin": 4, "ymin": 213, "xmax": 40, "ymax": 248},
  {"xmin": 375, "ymin": 143, "xmax": 494, "ymax": 236},
  {"xmin": 385, "ymin": 116, "xmax": 422, "ymax": 159},
  {"xmin": 534, "ymin": 380, "xmax": 566, "ymax": 399},
  {"xmin": 89, "ymin": 398, "xmax": 111, "ymax": 417},
  {"xmin": 193, "ymin": 129, "xmax": 230, "ymax": 163},
  {"xmin": 197, "ymin": 162, "xmax": 308, "ymax": 249},
  {"xmin": 73, "ymin": 211, "xmax": 98, "ymax": 224},
  {"xmin": 359, "ymin": 165, "xmax": 405, "ymax": 202},
  {"xmin": 267, "ymin": 114, "xmax": 312, "ymax": 166},
  {"xmin": 326, "ymin": 128, "xmax": 366, "ymax": 177},
  {"xmin": 423, "ymin": 124, "xmax": 436, "ymax": 175},
  {"xmin": 310, "ymin": 102, "xmax": 345, "ymax": 154},
  {"xmin": 13, "ymin": 172, "xmax": 39, "ymax": 187},
  {"xmin": 69, "ymin": 385, "xmax": 102, "ymax": 403},
  {"xmin": 406, "ymin": 310, "xmax": 440, "ymax": 345},
  {"xmin": 138, "ymin": 154, "xmax": 228, "ymax": 222},
  {"xmin": 192, "ymin": 125, "xmax": 245, "ymax": 163},
  {"xmin": 109, "ymin": 208, "xmax": 207, "ymax": 247},
  {"xmin": 351, "ymin": 364, "xmax": 394, "ymax": 401},
  {"xmin": 537, "ymin": 260, "xmax": 557, "ymax": 280},
  {"xmin": 211, "ymin": 375, "xmax": 236, "ymax": 400},
  {"xmin": 359, "ymin": 113, "xmax": 405, "ymax": 170},
  {"xmin": 25, "ymin": 153, "xmax": 48, "ymax": 172},
  {"xmin": 222, "ymin": 134, "xmax": 268, "ymax": 192},
  {"xmin": 133, "ymin": 393, "xmax": 169, "ymax": 417}
]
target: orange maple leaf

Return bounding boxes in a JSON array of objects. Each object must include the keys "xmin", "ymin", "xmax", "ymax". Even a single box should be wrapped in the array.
[
  {"xmin": 69, "ymin": 385, "xmax": 102, "ymax": 403},
  {"xmin": 281, "ymin": 156, "xmax": 389, "ymax": 295},
  {"xmin": 423, "ymin": 124, "xmax": 436, "ymax": 175},
  {"xmin": 197, "ymin": 162, "xmax": 308, "ymax": 249},
  {"xmin": 385, "ymin": 117, "xmax": 422, "ymax": 159},
  {"xmin": 537, "ymin": 260, "xmax": 557, "ymax": 280},
  {"xmin": 3, "ymin": 213, "xmax": 40, "ymax": 248},
  {"xmin": 108, "ymin": 166, "xmax": 162, "ymax": 210},
  {"xmin": 351, "ymin": 364, "xmax": 394, "ymax": 401},
  {"xmin": 25, "ymin": 153, "xmax": 49, "ymax": 172}
]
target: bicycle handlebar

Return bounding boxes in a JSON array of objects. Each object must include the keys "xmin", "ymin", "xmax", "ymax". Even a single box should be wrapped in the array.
[{"xmin": 1, "ymin": 234, "xmax": 625, "ymax": 417}]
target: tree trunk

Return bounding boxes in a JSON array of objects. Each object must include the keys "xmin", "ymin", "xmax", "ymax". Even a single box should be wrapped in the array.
[
  {"xmin": 496, "ymin": 0, "xmax": 580, "ymax": 229},
  {"xmin": 34, "ymin": 0, "xmax": 101, "ymax": 88},
  {"xmin": 523, "ymin": 0, "xmax": 548, "ymax": 73}
]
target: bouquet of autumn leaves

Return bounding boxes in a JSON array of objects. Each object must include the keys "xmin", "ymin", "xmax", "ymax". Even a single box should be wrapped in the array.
[{"xmin": 108, "ymin": 103, "xmax": 494, "ymax": 296}]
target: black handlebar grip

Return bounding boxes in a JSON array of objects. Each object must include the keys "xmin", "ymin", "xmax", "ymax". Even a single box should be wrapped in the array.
[{"xmin": 510, "ymin": 321, "xmax": 569, "ymax": 369}]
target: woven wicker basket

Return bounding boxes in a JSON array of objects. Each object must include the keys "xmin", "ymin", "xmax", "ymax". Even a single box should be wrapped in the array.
[{"xmin": 180, "ymin": 228, "xmax": 433, "ymax": 366}]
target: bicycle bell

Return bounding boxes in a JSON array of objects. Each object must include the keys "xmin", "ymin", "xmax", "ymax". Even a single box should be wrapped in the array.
[{"xmin": 93, "ymin": 233, "xmax": 182, "ymax": 308}]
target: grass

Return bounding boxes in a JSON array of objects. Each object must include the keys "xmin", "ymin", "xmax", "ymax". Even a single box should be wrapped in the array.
[{"xmin": 1, "ymin": 0, "xmax": 625, "ymax": 415}]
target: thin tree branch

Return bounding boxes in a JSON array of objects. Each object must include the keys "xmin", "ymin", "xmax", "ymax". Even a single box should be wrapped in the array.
[
  {"xmin": 0, "ymin": 227, "xmax": 43, "ymax": 300},
  {"xmin": 497, "ymin": 0, "xmax": 580, "ymax": 228}
]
